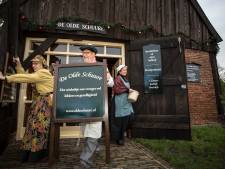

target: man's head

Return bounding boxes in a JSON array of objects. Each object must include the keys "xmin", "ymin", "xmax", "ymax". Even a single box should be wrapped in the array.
[{"xmin": 80, "ymin": 45, "xmax": 98, "ymax": 63}]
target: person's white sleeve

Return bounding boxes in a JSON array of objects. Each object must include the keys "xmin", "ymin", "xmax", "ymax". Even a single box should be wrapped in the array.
[{"xmin": 107, "ymin": 76, "xmax": 114, "ymax": 87}]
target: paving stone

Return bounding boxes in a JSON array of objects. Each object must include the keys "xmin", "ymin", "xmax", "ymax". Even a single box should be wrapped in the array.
[{"xmin": 0, "ymin": 135, "xmax": 172, "ymax": 169}]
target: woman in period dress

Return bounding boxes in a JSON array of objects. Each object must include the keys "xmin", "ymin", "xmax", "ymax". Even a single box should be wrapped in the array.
[
  {"xmin": 111, "ymin": 64, "xmax": 134, "ymax": 145},
  {"xmin": 0, "ymin": 55, "xmax": 53, "ymax": 162}
]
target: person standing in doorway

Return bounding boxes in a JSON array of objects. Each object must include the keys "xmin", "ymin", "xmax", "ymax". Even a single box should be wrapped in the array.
[
  {"xmin": 0, "ymin": 55, "xmax": 53, "ymax": 162},
  {"xmin": 79, "ymin": 45, "xmax": 113, "ymax": 168},
  {"xmin": 111, "ymin": 64, "xmax": 134, "ymax": 145}
]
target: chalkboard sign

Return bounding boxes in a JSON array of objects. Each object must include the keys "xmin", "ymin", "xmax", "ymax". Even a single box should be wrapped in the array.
[
  {"xmin": 186, "ymin": 64, "xmax": 200, "ymax": 82},
  {"xmin": 143, "ymin": 44, "xmax": 162, "ymax": 93},
  {"xmin": 53, "ymin": 62, "xmax": 107, "ymax": 122},
  {"xmin": 49, "ymin": 61, "xmax": 111, "ymax": 166}
]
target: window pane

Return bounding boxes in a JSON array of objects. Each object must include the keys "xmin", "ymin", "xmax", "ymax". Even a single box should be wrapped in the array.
[
  {"xmin": 106, "ymin": 47, "xmax": 121, "ymax": 55},
  {"xmin": 51, "ymin": 43, "xmax": 67, "ymax": 52},
  {"xmin": 95, "ymin": 46, "xmax": 104, "ymax": 54},
  {"xmin": 69, "ymin": 44, "xmax": 81, "ymax": 53},
  {"xmin": 69, "ymin": 56, "xmax": 83, "ymax": 63}
]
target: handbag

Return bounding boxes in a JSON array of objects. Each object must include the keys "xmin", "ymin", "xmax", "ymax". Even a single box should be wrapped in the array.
[{"xmin": 128, "ymin": 89, "xmax": 139, "ymax": 103}]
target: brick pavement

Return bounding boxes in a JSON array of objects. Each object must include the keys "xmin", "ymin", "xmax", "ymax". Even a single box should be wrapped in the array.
[{"xmin": 0, "ymin": 136, "xmax": 172, "ymax": 169}]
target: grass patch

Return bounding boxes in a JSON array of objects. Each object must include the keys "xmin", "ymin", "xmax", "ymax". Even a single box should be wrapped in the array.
[{"xmin": 134, "ymin": 124, "xmax": 225, "ymax": 169}]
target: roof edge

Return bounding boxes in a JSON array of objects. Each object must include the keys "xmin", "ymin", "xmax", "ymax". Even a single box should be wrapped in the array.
[{"xmin": 190, "ymin": 0, "xmax": 223, "ymax": 43}]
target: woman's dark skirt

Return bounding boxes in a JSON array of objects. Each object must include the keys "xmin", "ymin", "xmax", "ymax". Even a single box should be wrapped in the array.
[
  {"xmin": 110, "ymin": 96, "xmax": 132, "ymax": 145},
  {"xmin": 21, "ymin": 94, "xmax": 52, "ymax": 162}
]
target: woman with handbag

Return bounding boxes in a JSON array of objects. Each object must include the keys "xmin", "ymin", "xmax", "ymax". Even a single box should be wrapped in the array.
[{"xmin": 111, "ymin": 64, "xmax": 134, "ymax": 145}]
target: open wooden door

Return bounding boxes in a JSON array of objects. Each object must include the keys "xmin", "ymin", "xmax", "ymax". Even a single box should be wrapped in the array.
[{"xmin": 127, "ymin": 36, "xmax": 191, "ymax": 139}]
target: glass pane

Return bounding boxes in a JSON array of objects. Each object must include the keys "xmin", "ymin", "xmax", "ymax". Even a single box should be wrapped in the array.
[
  {"xmin": 50, "ymin": 43, "xmax": 67, "ymax": 52},
  {"xmin": 31, "ymin": 42, "xmax": 41, "ymax": 50},
  {"xmin": 69, "ymin": 44, "xmax": 81, "ymax": 53},
  {"xmin": 106, "ymin": 47, "xmax": 121, "ymax": 55},
  {"xmin": 95, "ymin": 46, "xmax": 104, "ymax": 54},
  {"xmin": 69, "ymin": 56, "xmax": 83, "ymax": 63}
]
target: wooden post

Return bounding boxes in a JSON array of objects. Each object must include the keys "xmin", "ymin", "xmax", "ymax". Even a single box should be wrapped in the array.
[
  {"xmin": 103, "ymin": 59, "xmax": 110, "ymax": 163},
  {"xmin": 48, "ymin": 122, "xmax": 56, "ymax": 166},
  {"xmin": 55, "ymin": 123, "xmax": 60, "ymax": 159},
  {"xmin": 0, "ymin": 52, "xmax": 9, "ymax": 101},
  {"xmin": 104, "ymin": 119, "xmax": 110, "ymax": 163}
]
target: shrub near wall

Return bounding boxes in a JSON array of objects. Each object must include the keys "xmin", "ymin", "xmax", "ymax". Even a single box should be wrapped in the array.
[{"xmin": 185, "ymin": 49, "xmax": 218, "ymax": 125}]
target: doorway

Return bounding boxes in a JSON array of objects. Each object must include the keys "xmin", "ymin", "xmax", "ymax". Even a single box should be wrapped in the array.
[{"xmin": 16, "ymin": 38, "xmax": 125, "ymax": 140}]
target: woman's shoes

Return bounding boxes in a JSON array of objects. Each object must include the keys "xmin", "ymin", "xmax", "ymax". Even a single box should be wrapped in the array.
[
  {"xmin": 21, "ymin": 150, "xmax": 30, "ymax": 163},
  {"xmin": 117, "ymin": 140, "xmax": 124, "ymax": 145},
  {"xmin": 21, "ymin": 150, "xmax": 48, "ymax": 163}
]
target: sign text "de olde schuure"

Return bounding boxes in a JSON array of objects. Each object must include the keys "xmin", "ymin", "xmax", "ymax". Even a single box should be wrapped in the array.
[{"xmin": 56, "ymin": 22, "xmax": 107, "ymax": 34}]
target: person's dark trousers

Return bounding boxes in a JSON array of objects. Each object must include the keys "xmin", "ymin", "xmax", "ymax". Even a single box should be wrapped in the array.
[
  {"xmin": 109, "ymin": 96, "xmax": 118, "ymax": 143},
  {"xmin": 113, "ymin": 115, "xmax": 129, "ymax": 145},
  {"xmin": 126, "ymin": 113, "xmax": 134, "ymax": 138},
  {"xmin": 21, "ymin": 150, "xmax": 30, "ymax": 162}
]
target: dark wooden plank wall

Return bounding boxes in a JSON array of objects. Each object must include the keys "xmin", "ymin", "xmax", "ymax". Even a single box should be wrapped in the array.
[
  {"xmin": 20, "ymin": 0, "xmax": 213, "ymax": 47},
  {"xmin": 0, "ymin": 3, "xmax": 8, "ymax": 66},
  {"xmin": 190, "ymin": 3, "xmax": 203, "ymax": 49},
  {"xmin": 0, "ymin": 1, "xmax": 18, "ymax": 154},
  {"xmin": 0, "ymin": 24, "xmax": 7, "ymax": 69},
  {"xmin": 128, "ymin": 37, "xmax": 191, "ymax": 139},
  {"xmin": 114, "ymin": 0, "xmax": 130, "ymax": 39},
  {"xmin": 175, "ymin": 0, "xmax": 189, "ymax": 35},
  {"xmin": 161, "ymin": 0, "xmax": 176, "ymax": 35}
]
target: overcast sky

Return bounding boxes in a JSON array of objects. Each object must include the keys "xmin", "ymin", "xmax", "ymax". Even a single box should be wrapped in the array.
[{"xmin": 197, "ymin": 0, "xmax": 225, "ymax": 68}]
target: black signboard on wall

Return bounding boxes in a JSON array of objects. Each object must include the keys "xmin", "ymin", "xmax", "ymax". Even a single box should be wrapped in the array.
[
  {"xmin": 54, "ymin": 63, "xmax": 106, "ymax": 122},
  {"xmin": 143, "ymin": 44, "xmax": 162, "ymax": 93},
  {"xmin": 56, "ymin": 22, "xmax": 107, "ymax": 34},
  {"xmin": 186, "ymin": 64, "xmax": 200, "ymax": 82}
]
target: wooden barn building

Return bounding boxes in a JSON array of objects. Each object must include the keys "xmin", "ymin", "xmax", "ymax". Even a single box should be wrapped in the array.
[{"xmin": 0, "ymin": 0, "xmax": 223, "ymax": 153}]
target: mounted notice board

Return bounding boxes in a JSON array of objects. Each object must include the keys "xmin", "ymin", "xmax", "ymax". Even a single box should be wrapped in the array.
[
  {"xmin": 143, "ymin": 44, "xmax": 162, "ymax": 93},
  {"xmin": 53, "ymin": 62, "xmax": 107, "ymax": 123},
  {"xmin": 186, "ymin": 63, "xmax": 201, "ymax": 82}
]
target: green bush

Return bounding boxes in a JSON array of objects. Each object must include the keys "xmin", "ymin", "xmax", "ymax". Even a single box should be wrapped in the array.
[{"xmin": 220, "ymin": 80, "xmax": 225, "ymax": 101}]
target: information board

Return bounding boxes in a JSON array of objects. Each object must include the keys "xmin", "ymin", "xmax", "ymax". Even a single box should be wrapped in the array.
[
  {"xmin": 186, "ymin": 64, "xmax": 200, "ymax": 82},
  {"xmin": 143, "ymin": 44, "xmax": 162, "ymax": 93},
  {"xmin": 53, "ymin": 63, "xmax": 106, "ymax": 122}
]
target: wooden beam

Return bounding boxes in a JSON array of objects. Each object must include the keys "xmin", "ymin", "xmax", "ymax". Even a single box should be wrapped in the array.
[{"xmin": 22, "ymin": 37, "xmax": 57, "ymax": 70}]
